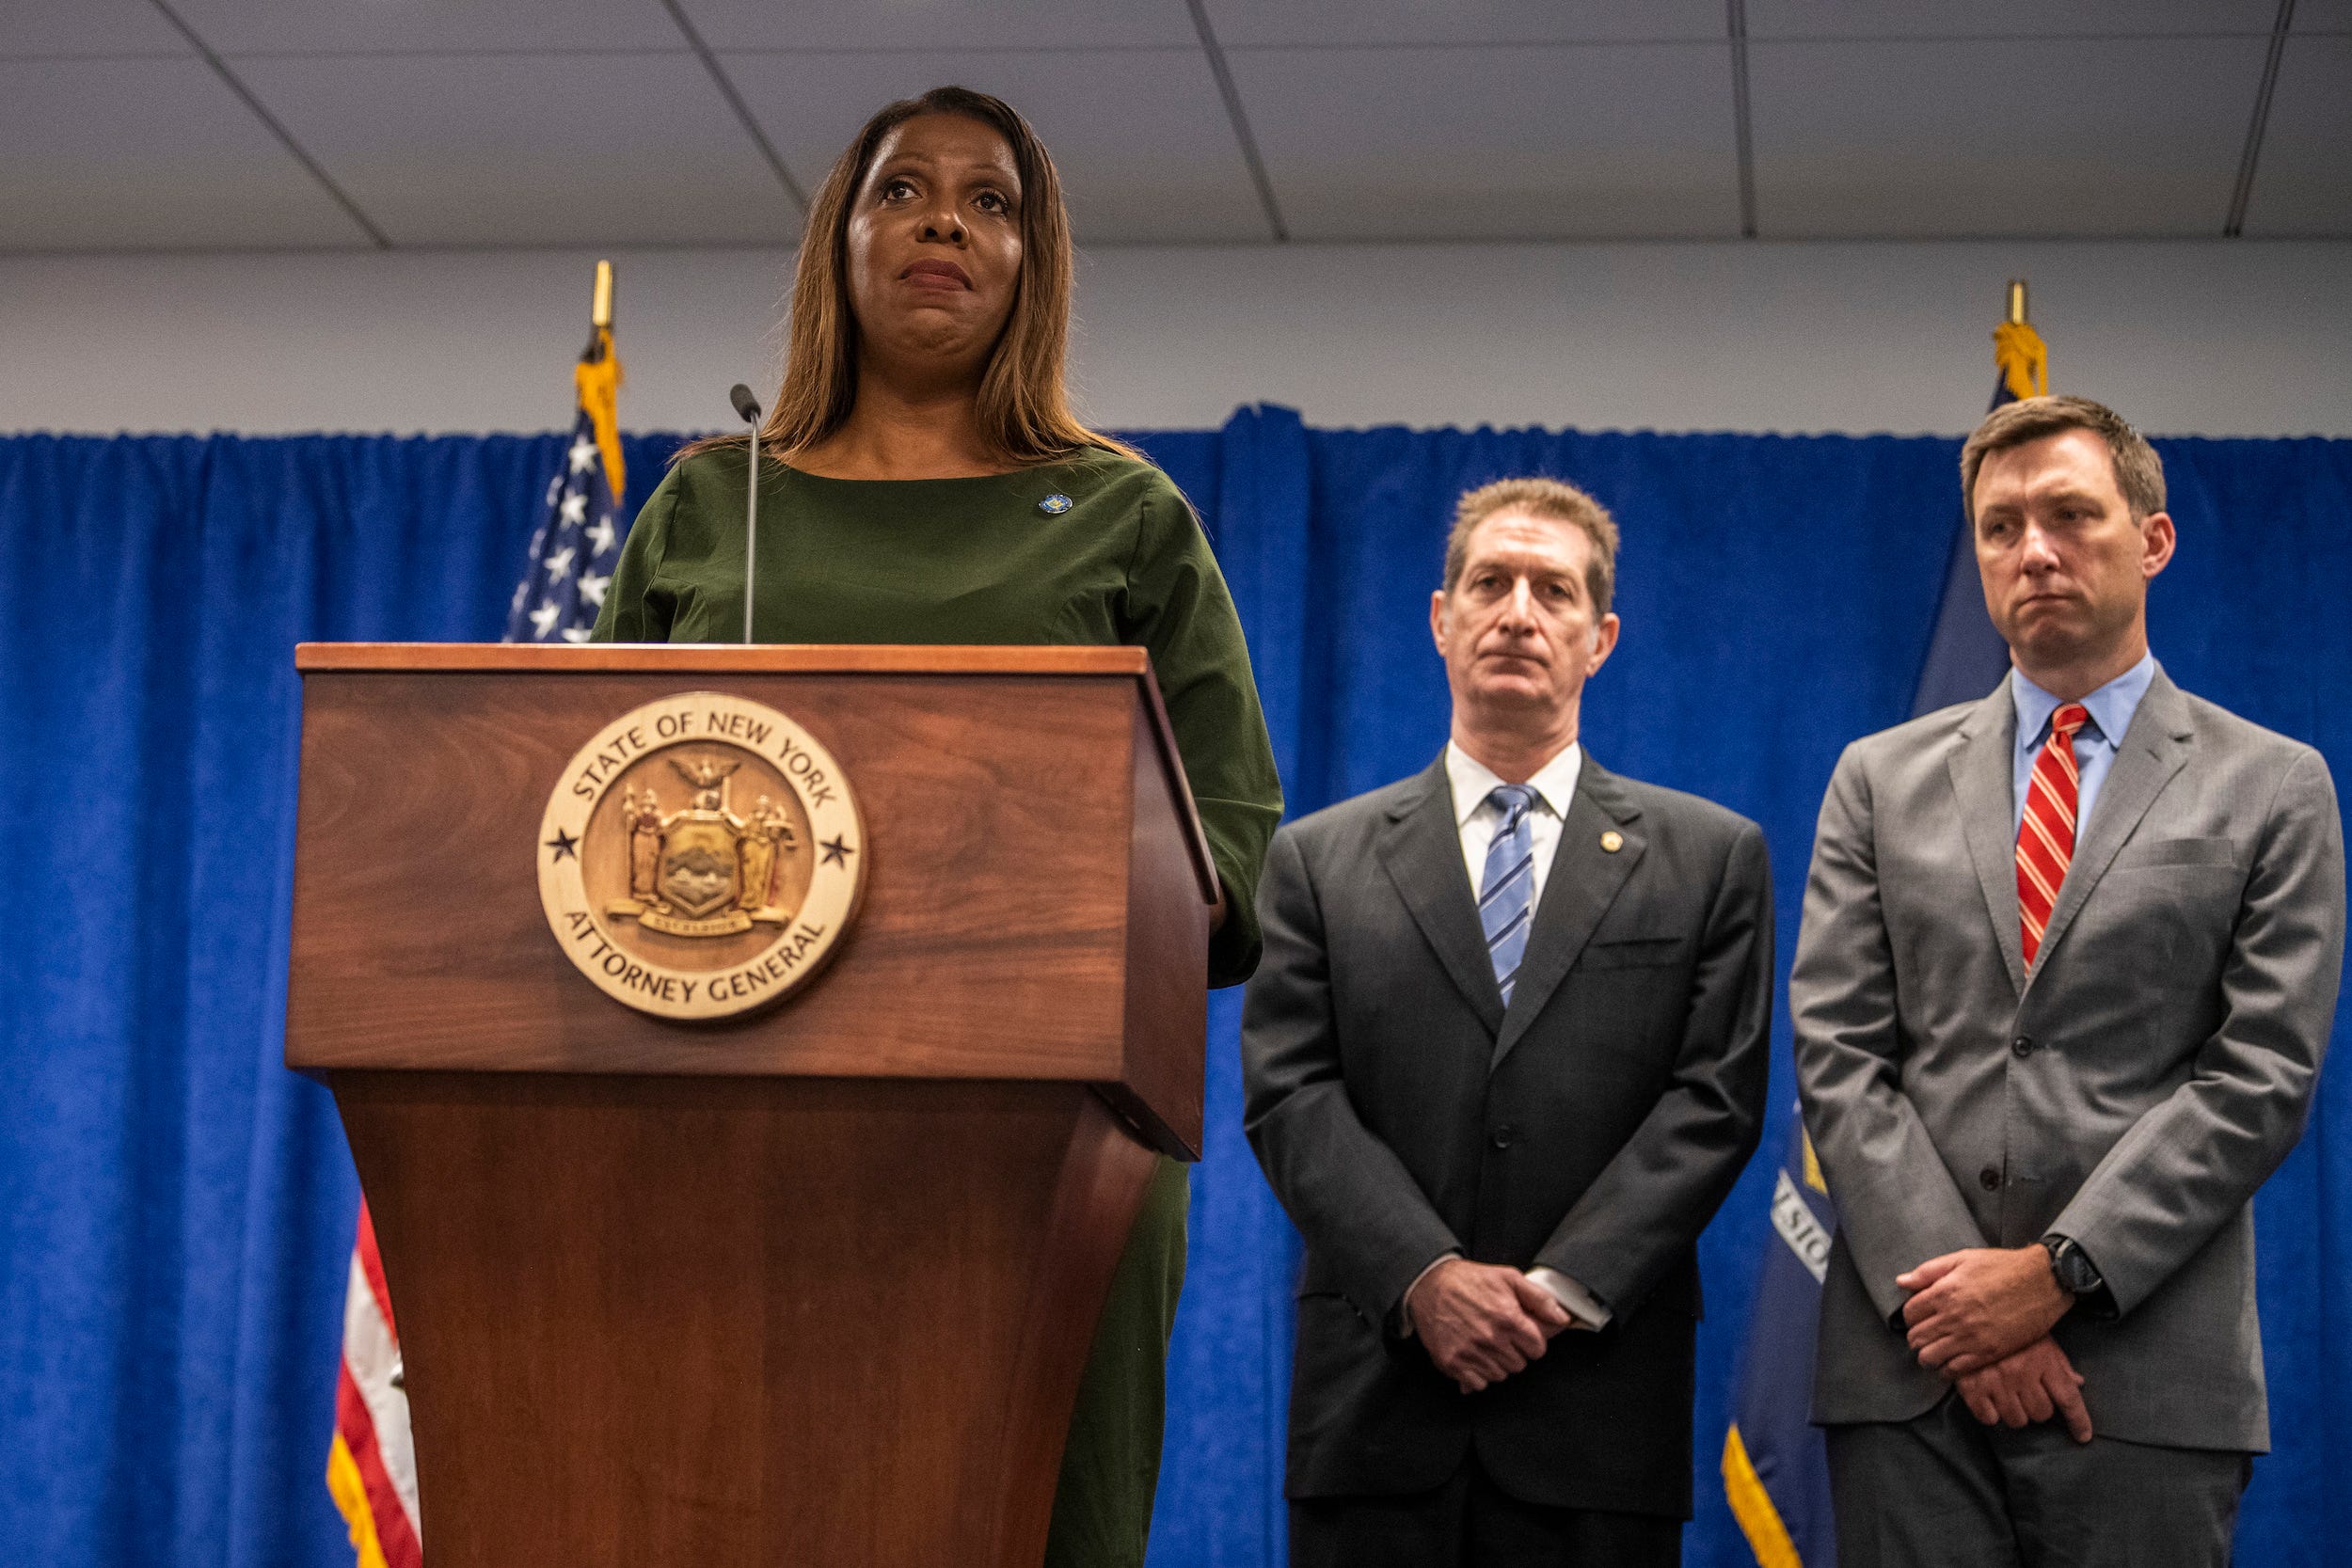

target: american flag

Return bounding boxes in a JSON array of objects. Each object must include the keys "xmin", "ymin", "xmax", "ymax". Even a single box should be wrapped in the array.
[
  {"xmin": 507, "ymin": 317, "xmax": 627, "ymax": 642},
  {"xmin": 329, "ymin": 285, "xmax": 626, "ymax": 1568},
  {"xmin": 326, "ymin": 1205, "xmax": 419, "ymax": 1568}
]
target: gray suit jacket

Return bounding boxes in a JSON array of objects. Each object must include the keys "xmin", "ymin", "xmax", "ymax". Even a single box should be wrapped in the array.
[
  {"xmin": 1792, "ymin": 668, "xmax": 2344, "ymax": 1450},
  {"xmin": 1243, "ymin": 754, "xmax": 1773, "ymax": 1515}
]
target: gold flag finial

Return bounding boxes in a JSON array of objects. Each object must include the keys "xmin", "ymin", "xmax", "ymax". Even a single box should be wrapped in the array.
[
  {"xmin": 1994, "ymin": 279, "xmax": 2047, "ymax": 401},
  {"xmin": 591, "ymin": 259, "xmax": 615, "ymax": 328},
  {"xmin": 578, "ymin": 261, "xmax": 625, "ymax": 496}
]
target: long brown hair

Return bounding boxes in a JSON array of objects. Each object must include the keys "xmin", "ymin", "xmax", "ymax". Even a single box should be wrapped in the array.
[{"xmin": 681, "ymin": 87, "xmax": 1138, "ymax": 469}]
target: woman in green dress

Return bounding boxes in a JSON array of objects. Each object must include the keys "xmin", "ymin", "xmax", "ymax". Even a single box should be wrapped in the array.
[{"xmin": 590, "ymin": 86, "xmax": 1281, "ymax": 1567}]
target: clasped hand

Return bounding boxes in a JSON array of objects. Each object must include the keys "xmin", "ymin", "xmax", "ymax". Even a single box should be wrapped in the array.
[
  {"xmin": 1899, "ymin": 1245, "xmax": 2092, "ymax": 1444},
  {"xmin": 1897, "ymin": 1244, "xmax": 2069, "ymax": 1376},
  {"xmin": 1406, "ymin": 1258, "xmax": 1577, "ymax": 1394}
]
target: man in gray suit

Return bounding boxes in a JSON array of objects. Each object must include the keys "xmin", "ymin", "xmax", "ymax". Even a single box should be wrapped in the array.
[
  {"xmin": 1793, "ymin": 395, "xmax": 2345, "ymax": 1567},
  {"xmin": 1244, "ymin": 478, "xmax": 1774, "ymax": 1566}
]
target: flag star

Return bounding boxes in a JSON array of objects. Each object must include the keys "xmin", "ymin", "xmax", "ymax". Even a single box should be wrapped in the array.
[
  {"xmin": 587, "ymin": 515, "xmax": 616, "ymax": 556},
  {"xmin": 530, "ymin": 600, "xmax": 562, "ymax": 638},
  {"xmin": 544, "ymin": 545, "xmax": 577, "ymax": 580},
  {"xmin": 561, "ymin": 626, "xmax": 592, "ymax": 643},
  {"xmin": 510, "ymin": 579, "xmax": 528, "ymax": 611},
  {"xmin": 559, "ymin": 491, "xmax": 588, "ymax": 524},
  {"xmin": 568, "ymin": 436, "xmax": 599, "ymax": 474},
  {"xmin": 545, "ymin": 476, "xmax": 563, "ymax": 506},
  {"xmin": 577, "ymin": 570, "xmax": 611, "ymax": 608}
]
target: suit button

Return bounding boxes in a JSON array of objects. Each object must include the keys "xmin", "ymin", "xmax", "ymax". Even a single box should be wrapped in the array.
[
  {"xmin": 1490, "ymin": 1125, "xmax": 1517, "ymax": 1149},
  {"xmin": 2012, "ymin": 1035, "xmax": 2034, "ymax": 1057},
  {"xmin": 1979, "ymin": 1166, "xmax": 2002, "ymax": 1191}
]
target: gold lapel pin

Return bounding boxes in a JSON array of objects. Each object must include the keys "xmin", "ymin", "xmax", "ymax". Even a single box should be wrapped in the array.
[{"xmin": 1600, "ymin": 830, "xmax": 1624, "ymax": 853}]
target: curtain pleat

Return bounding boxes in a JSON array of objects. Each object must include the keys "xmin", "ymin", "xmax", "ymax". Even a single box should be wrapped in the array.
[{"xmin": 1, "ymin": 420, "xmax": 2344, "ymax": 1568}]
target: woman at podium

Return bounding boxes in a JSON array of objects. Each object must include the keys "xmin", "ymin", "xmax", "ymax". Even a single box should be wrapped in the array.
[{"xmin": 591, "ymin": 87, "xmax": 1281, "ymax": 1567}]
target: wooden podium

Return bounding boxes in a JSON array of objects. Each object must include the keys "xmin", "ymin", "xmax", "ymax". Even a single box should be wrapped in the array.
[{"xmin": 285, "ymin": 643, "xmax": 1216, "ymax": 1567}]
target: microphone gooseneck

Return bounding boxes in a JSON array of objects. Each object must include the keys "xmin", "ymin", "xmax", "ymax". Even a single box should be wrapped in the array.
[{"xmin": 729, "ymin": 385, "xmax": 763, "ymax": 644}]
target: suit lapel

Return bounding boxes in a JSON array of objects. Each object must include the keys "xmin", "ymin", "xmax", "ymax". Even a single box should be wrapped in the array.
[
  {"xmin": 2027, "ymin": 671, "xmax": 2193, "ymax": 987},
  {"xmin": 1375, "ymin": 758, "xmax": 1506, "ymax": 1037},
  {"xmin": 1947, "ymin": 686, "xmax": 2028, "ymax": 998},
  {"xmin": 1490, "ymin": 758, "xmax": 1645, "ymax": 1072}
]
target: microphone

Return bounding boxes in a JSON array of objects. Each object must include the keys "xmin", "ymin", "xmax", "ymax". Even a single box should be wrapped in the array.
[{"xmin": 728, "ymin": 384, "xmax": 763, "ymax": 643}]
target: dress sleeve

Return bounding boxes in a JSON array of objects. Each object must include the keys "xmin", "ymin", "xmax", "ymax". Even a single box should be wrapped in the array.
[
  {"xmin": 589, "ymin": 465, "xmax": 680, "ymax": 643},
  {"xmin": 1121, "ymin": 472, "xmax": 1283, "ymax": 988}
]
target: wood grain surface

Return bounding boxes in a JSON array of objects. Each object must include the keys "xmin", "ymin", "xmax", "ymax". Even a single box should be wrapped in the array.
[
  {"xmin": 293, "ymin": 640, "xmax": 1216, "ymax": 899},
  {"xmin": 287, "ymin": 652, "xmax": 1207, "ymax": 1152},
  {"xmin": 289, "ymin": 647, "xmax": 1211, "ymax": 1567},
  {"xmin": 337, "ymin": 1072, "xmax": 1157, "ymax": 1568}
]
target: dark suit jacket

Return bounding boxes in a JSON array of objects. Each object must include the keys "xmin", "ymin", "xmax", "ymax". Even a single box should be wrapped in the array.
[{"xmin": 1241, "ymin": 752, "xmax": 1773, "ymax": 1518}]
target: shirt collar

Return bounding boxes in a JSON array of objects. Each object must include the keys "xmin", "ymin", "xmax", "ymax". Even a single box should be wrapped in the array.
[
  {"xmin": 2010, "ymin": 650, "xmax": 2159, "ymax": 753},
  {"xmin": 1447, "ymin": 738, "xmax": 1583, "ymax": 827}
]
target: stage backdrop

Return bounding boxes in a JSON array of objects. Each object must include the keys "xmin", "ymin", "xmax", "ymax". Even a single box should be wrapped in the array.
[{"xmin": 1, "ymin": 412, "xmax": 2344, "ymax": 1568}]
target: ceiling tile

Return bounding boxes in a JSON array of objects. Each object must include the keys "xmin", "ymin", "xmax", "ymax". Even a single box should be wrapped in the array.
[
  {"xmin": 2242, "ymin": 35, "xmax": 2352, "ymax": 235},
  {"xmin": 676, "ymin": 0, "xmax": 1196, "ymax": 51},
  {"xmin": 718, "ymin": 49, "xmax": 1268, "ymax": 243},
  {"xmin": 1749, "ymin": 1, "xmax": 2280, "ymax": 40},
  {"xmin": 0, "ymin": 56, "xmax": 372, "ymax": 249},
  {"xmin": 168, "ymin": 0, "xmax": 686, "ymax": 55},
  {"xmin": 1229, "ymin": 43, "xmax": 1740, "ymax": 242},
  {"xmin": 1749, "ymin": 37, "xmax": 2267, "ymax": 237},
  {"xmin": 2294, "ymin": 0, "xmax": 2352, "ymax": 30},
  {"xmin": 231, "ymin": 53, "xmax": 799, "ymax": 245},
  {"xmin": 1201, "ymin": 0, "xmax": 1724, "ymax": 48},
  {"xmin": 1, "ymin": 0, "xmax": 190, "ymax": 57}
]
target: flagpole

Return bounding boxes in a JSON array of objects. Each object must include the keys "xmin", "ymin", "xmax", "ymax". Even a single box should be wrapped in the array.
[
  {"xmin": 2008, "ymin": 277, "xmax": 2027, "ymax": 327},
  {"xmin": 592, "ymin": 259, "xmax": 614, "ymax": 330}
]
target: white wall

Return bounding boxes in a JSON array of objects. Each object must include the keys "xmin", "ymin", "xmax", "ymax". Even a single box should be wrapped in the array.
[{"xmin": 3, "ymin": 240, "xmax": 2348, "ymax": 439}]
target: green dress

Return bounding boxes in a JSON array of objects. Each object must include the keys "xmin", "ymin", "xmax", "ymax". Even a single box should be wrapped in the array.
[{"xmin": 590, "ymin": 443, "xmax": 1281, "ymax": 1566}]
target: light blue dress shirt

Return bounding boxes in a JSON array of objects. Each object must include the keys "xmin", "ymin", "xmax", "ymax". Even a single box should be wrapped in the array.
[{"xmin": 2010, "ymin": 651, "xmax": 2159, "ymax": 838}]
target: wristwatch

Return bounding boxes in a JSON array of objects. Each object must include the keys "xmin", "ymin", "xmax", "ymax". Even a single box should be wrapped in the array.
[{"xmin": 2040, "ymin": 1234, "xmax": 2105, "ymax": 1297}]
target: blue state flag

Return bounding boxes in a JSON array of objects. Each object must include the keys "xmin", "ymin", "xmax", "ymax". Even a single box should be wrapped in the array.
[
  {"xmin": 1909, "ymin": 310, "xmax": 2049, "ymax": 715},
  {"xmin": 507, "ymin": 309, "xmax": 626, "ymax": 643},
  {"xmin": 1724, "ymin": 1113, "xmax": 1837, "ymax": 1567},
  {"xmin": 1722, "ymin": 297, "xmax": 2052, "ymax": 1567}
]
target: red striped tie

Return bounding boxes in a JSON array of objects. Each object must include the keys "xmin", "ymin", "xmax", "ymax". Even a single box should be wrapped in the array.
[{"xmin": 2018, "ymin": 703, "xmax": 2090, "ymax": 968}]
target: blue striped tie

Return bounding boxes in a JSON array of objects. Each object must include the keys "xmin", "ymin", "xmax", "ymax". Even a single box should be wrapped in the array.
[{"xmin": 1479, "ymin": 784, "xmax": 1539, "ymax": 1005}]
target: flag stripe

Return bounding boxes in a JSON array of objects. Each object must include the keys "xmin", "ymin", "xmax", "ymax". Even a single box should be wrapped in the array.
[
  {"xmin": 333, "ymin": 1363, "xmax": 422, "ymax": 1568},
  {"xmin": 1723, "ymin": 1423, "xmax": 1806, "ymax": 1568},
  {"xmin": 326, "ymin": 1434, "xmax": 394, "ymax": 1568},
  {"xmin": 353, "ymin": 1200, "xmax": 396, "ymax": 1335},
  {"xmin": 340, "ymin": 1250, "xmax": 421, "ymax": 1534}
]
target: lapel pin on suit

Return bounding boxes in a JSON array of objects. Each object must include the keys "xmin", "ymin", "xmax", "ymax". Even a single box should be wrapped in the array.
[{"xmin": 1600, "ymin": 830, "xmax": 1624, "ymax": 853}]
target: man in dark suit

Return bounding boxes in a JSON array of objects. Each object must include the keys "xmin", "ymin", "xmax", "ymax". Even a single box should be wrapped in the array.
[
  {"xmin": 1242, "ymin": 477, "xmax": 1775, "ymax": 1566},
  {"xmin": 1793, "ymin": 396, "xmax": 2344, "ymax": 1567}
]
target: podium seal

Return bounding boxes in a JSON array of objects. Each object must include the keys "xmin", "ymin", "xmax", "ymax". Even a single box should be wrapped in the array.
[{"xmin": 536, "ymin": 690, "xmax": 866, "ymax": 1020}]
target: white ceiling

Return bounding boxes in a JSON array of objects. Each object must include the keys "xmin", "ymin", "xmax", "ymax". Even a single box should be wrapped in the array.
[{"xmin": 0, "ymin": 0, "xmax": 2343, "ymax": 251}]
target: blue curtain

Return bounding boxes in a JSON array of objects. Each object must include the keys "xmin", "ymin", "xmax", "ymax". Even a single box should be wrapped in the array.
[{"xmin": 2, "ymin": 416, "xmax": 2344, "ymax": 1568}]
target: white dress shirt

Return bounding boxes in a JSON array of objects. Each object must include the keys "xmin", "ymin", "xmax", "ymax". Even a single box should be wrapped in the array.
[
  {"xmin": 1402, "ymin": 740, "xmax": 1612, "ymax": 1336},
  {"xmin": 1447, "ymin": 739, "xmax": 1583, "ymax": 911}
]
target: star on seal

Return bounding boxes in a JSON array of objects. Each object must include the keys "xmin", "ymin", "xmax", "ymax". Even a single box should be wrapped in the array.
[
  {"xmin": 1038, "ymin": 493, "xmax": 1073, "ymax": 515},
  {"xmin": 820, "ymin": 834, "xmax": 855, "ymax": 867},
  {"xmin": 545, "ymin": 827, "xmax": 580, "ymax": 862}
]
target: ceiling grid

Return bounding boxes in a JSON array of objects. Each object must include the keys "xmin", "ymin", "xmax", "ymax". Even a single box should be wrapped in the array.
[{"xmin": 0, "ymin": 0, "xmax": 2337, "ymax": 250}]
